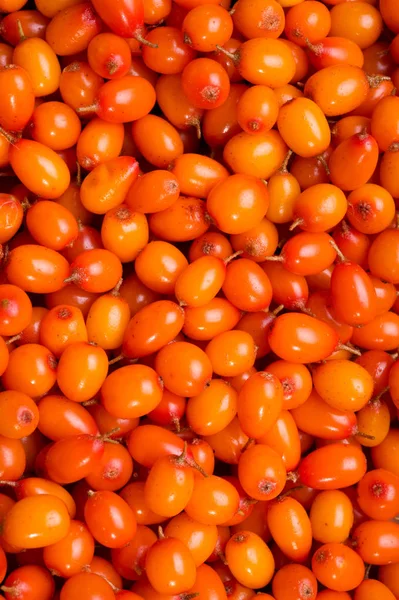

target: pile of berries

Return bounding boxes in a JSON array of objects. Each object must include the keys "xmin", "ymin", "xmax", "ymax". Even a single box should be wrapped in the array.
[{"xmin": 0, "ymin": 0, "xmax": 399, "ymax": 599}]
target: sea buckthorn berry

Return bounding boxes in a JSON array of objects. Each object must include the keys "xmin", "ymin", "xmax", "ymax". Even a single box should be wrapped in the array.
[
  {"xmin": 0, "ymin": 284, "xmax": 32, "ymax": 337},
  {"xmin": 26, "ymin": 201, "xmax": 79, "ymax": 252},
  {"xmin": 354, "ymin": 580, "xmax": 397, "ymax": 600},
  {"xmin": 368, "ymin": 229, "xmax": 399, "ymax": 284},
  {"xmin": 39, "ymin": 304, "xmax": 87, "ymax": 358},
  {"xmin": 186, "ymin": 379, "xmax": 237, "ymax": 437},
  {"xmin": 207, "ymin": 174, "xmax": 269, "ymax": 235},
  {"xmin": 237, "ymin": 38, "xmax": 296, "ymax": 87},
  {"xmin": 86, "ymin": 290, "xmax": 130, "ymax": 351},
  {"xmin": 122, "ymin": 300, "xmax": 184, "ymax": 359},
  {"xmin": 238, "ymin": 443, "xmax": 286, "ymax": 501},
  {"xmin": 329, "ymin": 132, "xmax": 379, "ymax": 191},
  {"xmin": 277, "ymin": 97, "xmax": 331, "ymax": 158},
  {"xmin": 142, "ymin": 26, "xmax": 197, "ymax": 75},
  {"xmin": 357, "ymin": 468, "xmax": 399, "ymax": 521},
  {"xmin": 101, "ymin": 204, "xmax": 149, "ymax": 263},
  {"xmin": 9, "ymin": 139, "xmax": 71, "ymax": 200},
  {"xmin": 232, "ymin": 0, "xmax": 285, "ymax": 40},
  {"xmin": 155, "ymin": 341, "xmax": 212, "ymax": 397},
  {"xmin": 76, "ymin": 119, "xmax": 124, "ymax": 171},
  {"xmin": 101, "ymin": 364, "xmax": 163, "ymax": 419},
  {"xmin": 265, "ymin": 360, "xmax": 312, "ymax": 410},
  {"xmin": 352, "ymin": 520, "xmax": 399, "ymax": 565},
  {"xmin": 262, "ymin": 261, "xmax": 309, "ymax": 311},
  {"xmin": 346, "ymin": 184, "xmax": 395, "ymax": 235},
  {"xmin": 37, "ymin": 394, "xmax": 98, "ymax": 441},
  {"xmin": 2, "ymin": 495, "xmax": 70, "ymax": 549},
  {"xmin": 205, "ymin": 330, "xmax": 256, "ymax": 377},
  {"xmin": 155, "ymin": 73, "xmax": 204, "ymax": 137},
  {"xmin": 145, "ymin": 531, "xmax": 197, "ymax": 594},
  {"xmin": 223, "ymin": 129, "xmax": 287, "ymax": 180},
  {"xmin": 307, "ymin": 36, "xmax": 364, "ymax": 70},
  {"xmin": 132, "ymin": 115, "xmax": 184, "ymax": 168},
  {"xmin": 304, "ymin": 65, "xmax": 369, "ymax": 117},
  {"xmin": 371, "ymin": 95, "xmax": 399, "ymax": 152},
  {"xmin": 237, "ymin": 371, "xmax": 283, "ymax": 439},
  {"xmin": 43, "ymin": 520, "xmax": 94, "ymax": 578},
  {"xmin": 87, "ymin": 32, "xmax": 132, "ymax": 79},
  {"xmin": 84, "ymin": 489, "xmax": 137, "ymax": 549},
  {"xmin": 312, "ymin": 360, "xmax": 374, "ymax": 412},
  {"xmin": 291, "ymin": 184, "xmax": 348, "ymax": 233},
  {"xmin": 0, "ymin": 64, "xmax": 35, "ymax": 131},
  {"xmin": 149, "ymin": 196, "xmax": 209, "ymax": 242},
  {"xmin": 0, "ymin": 195, "xmax": 24, "ymax": 245},
  {"xmin": 285, "ymin": 1, "xmax": 331, "ymax": 47},
  {"xmin": 126, "ymin": 170, "xmax": 180, "ymax": 214},
  {"xmin": 175, "ymin": 256, "xmax": 226, "ymax": 308},
  {"xmin": 350, "ymin": 311, "xmax": 399, "ymax": 351},
  {"xmin": 0, "ymin": 390, "xmax": 39, "ymax": 439},
  {"xmin": 312, "ymin": 543, "xmax": 365, "ymax": 592},
  {"xmin": 2, "ymin": 343, "xmax": 57, "ymax": 398},
  {"xmin": 291, "ymin": 389, "xmax": 358, "ymax": 441},
  {"xmin": 185, "ymin": 474, "xmax": 240, "ymax": 525},
  {"xmin": 182, "ymin": 57, "xmax": 230, "ymax": 110},
  {"xmin": 1, "ymin": 565, "xmax": 55, "ymax": 600},
  {"xmin": 272, "ymin": 564, "xmax": 318, "ymax": 600},
  {"xmin": 183, "ymin": 297, "xmax": 241, "ymax": 341},
  {"xmin": 329, "ymin": 2, "xmax": 383, "ymax": 50},
  {"xmin": 310, "ymin": 490, "xmax": 354, "ymax": 544},
  {"xmin": 59, "ymin": 61, "xmax": 104, "ymax": 113},
  {"xmin": 267, "ymin": 495, "xmax": 312, "ymax": 562},
  {"xmin": 80, "ymin": 156, "xmax": 139, "ymax": 215},
  {"xmin": 57, "ymin": 341, "xmax": 109, "ymax": 403},
  {"xmin": 268, "ymin": 313, "xmax": 339, "ymax": 364},
  {"xmin": 5, "ymin": 245, "xmax": 67, "ymax": 294},
  {"xmin": 60, "ymin": 571, "xmax": 115, "ymax": 600},
  {"xmin": 236, "ymin": 85, "xmax": 279, "ymax": 135},
  {"xmin": 110, "ymin": 524, "xmax": 157, "ymax": 580},
  {"xmin": 230, "ymin": 218, "xmax": 279, "ymax": 263},
  {"xmin": 30, "ymin": 102, "xmax": 81, "ymax": 152},
  {"xmin": 298, "ymin": 444, "xmax": 367, "ymax": 490},
  {"xmin": 183, "ymin": 5, "xmax": 233, "ymax": 52},
  {"xmin": 172, "ymin": 153, "xmax": 229, "ymax": 198},
  {"xmin": 0, "ymin": 434, "xmax": 26, "ymax": 482},
  {"xmin": 45, "ymin": 3, "xmax": 102, "ymax": 56},
  {"xmin": 202, "ymin": 82, "xmax": 246, "ymax": 146},
  {"xmin": 164, "ymin": 513, "xmax": 217, "ymax": 567},
  {"xmin": 144, "ymin": 447, "xmax": 195, "ymax": 518},
  {"xmin": 66, "ymin": 249, "xmax": 123, "ymax": 294},
  {"xmin": 135, "ymin": 240, "xmax": 188, "ymax": 295},
  {"xmin": 223, "ymin": 258, "xmax": 273, "ymax": 312},
  {"xmin": 225, "ymin": 531, "xmax": 275, "ymax": 589},
  {"xmin": 78, "ymin": 76, "xmax": 156, "ymax": 123}
]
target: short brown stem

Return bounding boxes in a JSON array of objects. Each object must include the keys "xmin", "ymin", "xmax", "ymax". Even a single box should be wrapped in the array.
[
  {"xmin": 289, "ymin": 218, "xmax": 304, "ymax": 231},
  {"xmin": 337, "ymin": 343, "xmax": 362, "ymax": 357},
  {"xmin": 241, "ymin": 438, "xmax": 255, "ymax": 453},
  {"xmin": 6, "ymin": 334, "xmax": 21, "ymax": 345},
  {"xmin": 215, "ymin": 45, "xmax": 240, "ymax": 65},
  {"xmin": 16, "ymin": 19, "xmax": 26, "ymax": 42},
  {"xmin": 76, "ymin": 104, "xmax": 98, "ymax": 115},
  {"xmin": 108, "ymin": 354, "xmax": 124, "ymax": 366},
  {"xmin": 224, "ymin": 250, "xmax": 243, "ymax": 265},
  {"xmin": 135, "ymin": 33, "xmax": 158, "ymax": 48},
  {"xmin": 329, "ymin": 239, "xmax": 346, "ymax": 263},
  {"xmin": 279, "ymin": 149, "xmax": 293, "ymax": 173},
  {"xmin": 111, "ymin": 278, "xmax": 123, "ymax": 296},
  {"xmin": 317, "ymin": 154, "xmax": 331, "ymax": 175}
]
